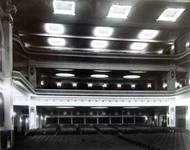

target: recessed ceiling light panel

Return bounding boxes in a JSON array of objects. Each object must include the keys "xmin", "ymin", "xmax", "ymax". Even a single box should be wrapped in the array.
[
  {"xmin": 90, "ymin": 74, "xmax": 109, "ymax": 78},
  {"xmin": 107, "ymin": 5, "xmax": 132, "ymax": 19},
  {"xmin": 91, "ymin": 40, "xmax": 109, "ymax": 49},
  {"xmin": 94, "ymin": 27, "xmax": 114, "ymax": 37},
  {"xmin": 130, "ymin": 42, "xmax": 148, "ymax": 50},
  {"xmin": 157, "ymin": 8, "xmax": 185, "ymax": 22},
  {"xmin": 123, "ymin": 75, "xmax": 141, "ymax": 79},
  {"xmin": 138, "ymin": 29, "xmax": 159, "ymax": 40},
  {"xmin": 48, "ymin": 38, "xmax": 66, "ymax": 46},
  {"xmin": 56, "ymin": 73, "xmax": 75, "ymax": 77},
  {"xmin": 53, "ymin": 0, "xmax": 75, "ymax": 15},
  {"xmin": 44, "ymin": 23, "xmax": 65, "ymax": 34}
]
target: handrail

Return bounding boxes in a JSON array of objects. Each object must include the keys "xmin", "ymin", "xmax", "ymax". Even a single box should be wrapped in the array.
[{"xmin": 12, "ymin": 71, "xmax": 35, "ymax": 94}]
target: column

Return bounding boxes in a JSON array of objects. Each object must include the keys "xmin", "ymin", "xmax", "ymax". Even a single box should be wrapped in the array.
[
  {"xmin": 109, "ymin": 112, "xmax": 111, "ymax": 125},
  {"xmin": 71, "ymin": 111, "xmax": 73, "ymax": 125},
  {"xmin": 0, "ymin": 2, "xmax": 14, "ymax": 148},
  {"xmin": 167, "ymin": 69, "xmax": 176, "ymax": 90},
  {"xmin": 84, "ymin": 112, "xmax": 86, "ymax": 125},
  {"xmin": 28, "ymin": 61, "xmax": 37, "ymax": 88},
  {"xmin": 15, "ymin": 109, "xmax": 22, "ymax": 132},
  {"xmin": 186, "ymin": 106, "xmax": 190, "ymax": 131},
  {"xmin": 186, "ymin": 69, "xmax": 190, "ymax": 86},
  {"xmin": 167, "ymin": 105, "xmax": 176, "ymax": 127},
  {"xmin": 29, "ymin": 104, "xmax": 37, "ymax": 130},
  {"xmin": 121, "ymin": 111, "xmax": 124, "ymax": 125}
]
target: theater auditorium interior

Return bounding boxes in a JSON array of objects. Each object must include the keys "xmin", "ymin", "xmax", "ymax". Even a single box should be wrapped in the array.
[{"xmin": 1, "ymin": 0, "xmax": 190, "ymax": 150}]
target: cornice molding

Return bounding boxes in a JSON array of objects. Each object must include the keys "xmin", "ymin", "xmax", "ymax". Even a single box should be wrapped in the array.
[{"xmin": 13, "ymin": 36, "xmax": 190, "ymax": 64}]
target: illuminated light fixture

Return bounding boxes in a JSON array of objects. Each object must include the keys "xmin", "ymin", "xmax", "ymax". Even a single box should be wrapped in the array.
[
  {"xmin": 107, "ymin": 5, "xmax": 132, "ymax": 19},
  {"xmin": 40, "ymin": 116, "xmax": 44, "ymax": 120},
  {"xmin": 94, "ymin": 27, "xmax": 114, "ymax": 37},
  {"xmin": 91, "ymin": 107, "xmax": 108, "ymax": 109},
  {"xmin": 44, "ymin": 23, "xmax": 65, "ymax": 34},
  {"xmin": 48, "ymin": 38, "xmax": 66, "ymax": 46},
  {"xmin": 125, "ymin": 50, "xmax": 146, "ymax": 54},
  {"xmin": 157, "ymin": 49, "xmax": 163, "ymax": 54},
  {"xmin": 144, "ymin": 115, "xmax": 148, "ymax": 121},
  {"xmin": 117, "ymin": 83, "xmax": 122, "ymax": 88},
  {"xmin": 175, "ymin": 82, "xmax": 182, "ymax": 88},
  {"xmin": 131, "ymin": 84, "xmax": 136, "ymax": 89},
  {"xmin": 56, "ymin": 82, "xmax": 62, "ymax": 87},
  {"xmin": 19, "ymin": 117, "xmax": 22, "ymax": 123},
  {"xmin": 90, "ymin": 74, "xmax": 108, "ymax": 78},
  {"xmin": 138, "ymin": 29, "xmax": 159, "ymax": 40},
  {"xmin": 123, "ymin": 75, "xmax": 141, "ymax": 79},
  {"xmin": 163, "ymin": 83, "xmax": 167, "ymax": 89},
  {"xmin": 53, "ymin": 0, "xmax": 75, "ymax": 15},
  {"xmin": 91, "ymin": 40, "xmax": 109, "ymax": 49},
  {"xmin": 88, "ymin": 83, "xmax": 93, "ymax": 88},
  {"xmin": 25, "ymin": 118, "xmax": 29, "ymax": 124},
  {"xmin": 130, "ymin": 42, "xmax": 148, "ymax": 50},
  {"xmin": 171, "ymin": 45, "xmax": 175, "ymax": 50},
  {"xmin": 40, "ymin": 81, "xmax": 44, "ymax": 86},
  {"xmin": 36, "ymin": 115, "xmax": 39, "ymax": 118},
  {"xmin": 72, "ymin": 82, "xmax": 77, "ymax": 87},
  {"xmin": 186, "ymin": 42, "xmax": 190, "ymax": 48},
  {"xmin": 56, "ymin": 73, "xmax": 75, "ymax": 77},
  {"xmin": 24, "ymin": 43, "xmax": 31, "ymax": 47},
  {"xmin": 102, "ymin": 83, "xmax": 107, "ymax": 88},
  {"xmin": 154, "ymin": 115, "xmax": 158, "ymax": 120},
  {"xmin": 13, "ymin": 111, "xmax": 16, "ymax": 117},
  {"xmin": 56, "ymin": 106, "xmax": 75, "ymax": 109},
  {"xmin": 157, "ymin": 8, "xmax": 185, "ymax": 22},
  {"xmin": 147, "ymin": 83, "xmax": 152, "ymax": 88}
]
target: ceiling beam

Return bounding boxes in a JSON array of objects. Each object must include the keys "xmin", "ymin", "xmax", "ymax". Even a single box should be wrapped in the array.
[
  {"xmin": 30, "ymin": 60, "xmax": 186, "ymax": 72},
  {"xmin": 19, "ymin": 33, "xmax": 171, "ymax": 44}
]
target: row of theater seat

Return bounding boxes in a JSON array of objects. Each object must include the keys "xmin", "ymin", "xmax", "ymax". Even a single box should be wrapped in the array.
[
  {"xmin": 27, "ymin": 125, "xmax": 182, "ymax": 135},
  {"xmin": 119, "ymin": 131, "xmax": 190, "ymax": 150},
  {"xmin": 15, "ymin": 134, "xmax": 147, "ymax": 150},
  {"xmin": 15, "ymin": 125, "xmax": 190, "ymax": 150}
]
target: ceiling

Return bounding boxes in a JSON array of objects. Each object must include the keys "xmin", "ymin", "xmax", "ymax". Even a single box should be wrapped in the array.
[
  {"xmin": 13, "ymin": 0, "xmax": 190, "ymax": 56},
  {"xmin": 12, "ymin": 0, "xmax": 190, "ymax": 90}
]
